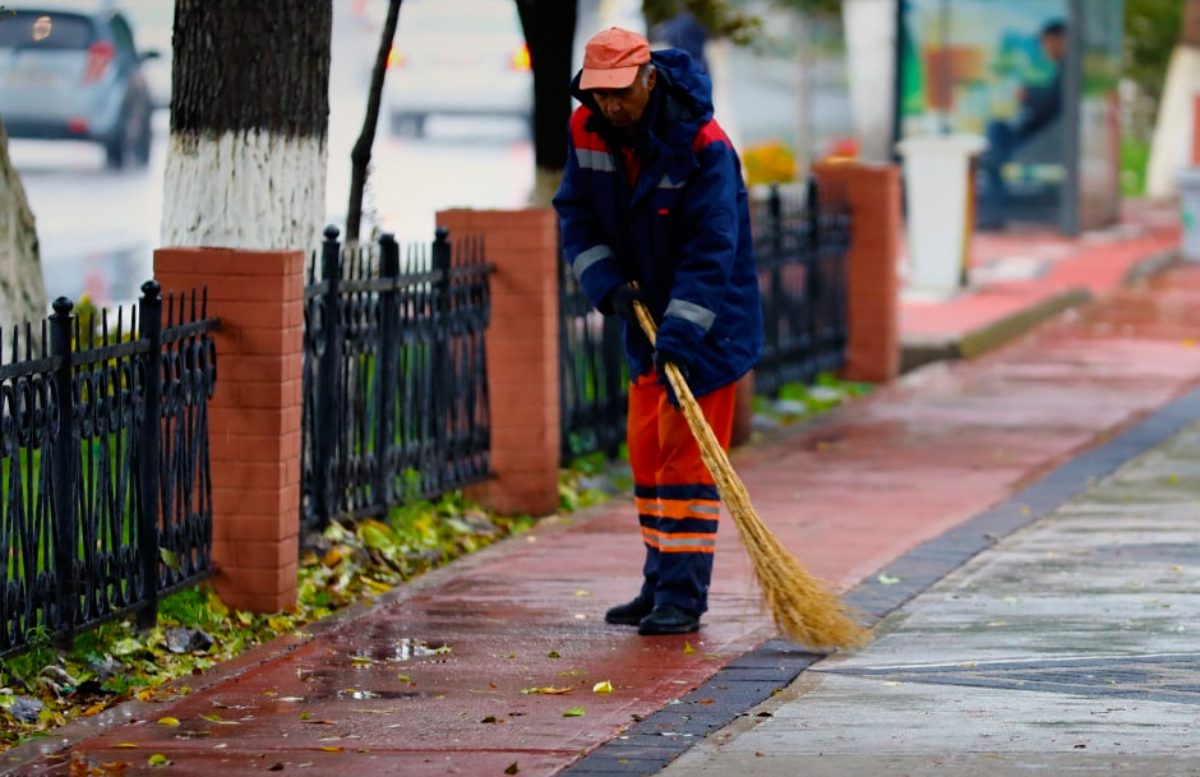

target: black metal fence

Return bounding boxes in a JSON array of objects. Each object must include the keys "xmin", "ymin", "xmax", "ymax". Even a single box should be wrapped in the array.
[
  {"xmin": 752, "ymin": 179, "xmax": 851, "ymax": 397},
  {"xmin": 0, "ymin": 282, "xmax": 218, "ymax": 658},
  {"xmin": 559, "ymin": 257, "xmax": 627, "ymax": 464},
  {"xmin": 558, "ymin": 176, "xmax": 852, "ymax": 462},
  {"xmin": 301, "ymin": 227, "xmax": 493, "ymax": 530}
]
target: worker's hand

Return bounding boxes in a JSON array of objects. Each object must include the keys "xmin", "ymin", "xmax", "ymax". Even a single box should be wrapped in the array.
[
  {"xmin": 655, "ymin": 347, "xmax": 691, "ymax": 408},
  {"xmin": 604, "ymin": 284, "xmax": 644, "ymax": 324}
]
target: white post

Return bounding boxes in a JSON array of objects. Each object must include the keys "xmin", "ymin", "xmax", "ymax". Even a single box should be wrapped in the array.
[
  {"xmin": 794, "ymin": 10, "xmax": 812, "ymax": 176},
  {"xmin": 842, "ymin": 0, "xmax": 898, "ymax": 163}
]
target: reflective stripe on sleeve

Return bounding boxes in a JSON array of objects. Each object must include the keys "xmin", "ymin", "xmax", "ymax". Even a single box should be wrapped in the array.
[
  {"xmin": 665, "ymin": 299, "xmax": 717, "ymax": 332},
  {"xmin": 572, "ymin": 245, "xmax": 613, "ymax": 280}
]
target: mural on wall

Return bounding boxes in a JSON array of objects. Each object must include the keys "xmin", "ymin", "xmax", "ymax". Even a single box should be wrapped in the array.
[{"xmin": 897, "ymin": 0, "xmax": 1070, "ymax": 229}]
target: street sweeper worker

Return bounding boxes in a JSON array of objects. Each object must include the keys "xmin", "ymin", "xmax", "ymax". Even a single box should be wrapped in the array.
[{"xmin": 553, "ymin": 27, "xmax": 764, "ymax": 636}]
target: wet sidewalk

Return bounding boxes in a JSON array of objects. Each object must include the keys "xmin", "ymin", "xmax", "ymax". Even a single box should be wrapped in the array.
[
  {"xmin": 900, "ymin": 202, "xmax": 1182, "ymax": 368},
  {"xmin": 661, "ymin": 391, "xmax": 1200, "ymax": 776},
  {"xmin": 6, "ymin": 226, "xmax": 1200, "ymax": 777}
]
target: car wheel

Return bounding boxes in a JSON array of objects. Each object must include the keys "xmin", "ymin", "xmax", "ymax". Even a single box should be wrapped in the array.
[
  {"xmin": 104, "ymin": 106, "xmax": 139, "ymax": 171},
  {"xmin": 104, "ymin": 124, "xmax": 127, "ymax": 170},
  {"xmin": 133, "ymin": 104, "xmax": 153, "ymax": 167}
]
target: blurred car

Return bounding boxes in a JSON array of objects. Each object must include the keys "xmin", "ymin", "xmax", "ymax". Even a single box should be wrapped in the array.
[
  {"xmin": 114, "ymin": 0, "xmax": 172, "ymax": 109},
  {"xmin": 0, "ymin": 2, "xmax": 158, "ymax": 169},
  {"xmin": 383, "ymin": 0, "xmax": 532, "ymax": 137}
]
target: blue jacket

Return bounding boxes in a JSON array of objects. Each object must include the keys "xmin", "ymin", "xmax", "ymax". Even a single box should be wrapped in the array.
[{"xmin": 553, "ymin": 48, "xmax": 763, "ymax": 398}]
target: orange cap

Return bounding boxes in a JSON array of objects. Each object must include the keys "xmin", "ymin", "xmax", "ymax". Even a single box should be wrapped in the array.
[{"xmin": 580, "ymin": 27, "xmax": 651, "ymax": 90}]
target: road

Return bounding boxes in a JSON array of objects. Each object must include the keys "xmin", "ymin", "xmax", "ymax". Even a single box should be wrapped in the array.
[{"xmin": 8, "ymin": 2, "xmax": 851, "ymax": 312}]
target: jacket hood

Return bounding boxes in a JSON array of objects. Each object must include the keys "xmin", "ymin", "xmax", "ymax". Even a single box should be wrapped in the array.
[{"xmin": 570, "ymin": 48, "xmax": 714, "ymax": 147}]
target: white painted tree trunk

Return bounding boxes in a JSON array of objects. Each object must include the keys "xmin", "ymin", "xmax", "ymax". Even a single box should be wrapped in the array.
[
  {"xmin": 161, "ymin": 131, "xmax": 327, "ymax": 251},
  {"xmin": 842, "ymin": 0, "xmax": 898, "ymax": 162},
  {"xmin": 1145, "ymin": 46, "xmax": 1200, "ymax": 200},
  {"xmin": 0, "ymin": 118, "xmax": 48, "ymax": 326},
  {"xmin": 161, "ymin": 0, "xmax": 332, "ymax": 254}
]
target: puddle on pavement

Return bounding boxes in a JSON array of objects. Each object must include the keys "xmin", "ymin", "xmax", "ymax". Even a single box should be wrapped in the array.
[
  {"xmin": 335, "ymin": 689, "xmax": 422, "ymax": 701},
  {"xmin": 392, "ymin": 638, "xmax": 454, "ymax": 661}
]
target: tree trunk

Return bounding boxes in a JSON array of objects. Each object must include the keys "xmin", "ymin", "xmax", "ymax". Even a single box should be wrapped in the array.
[
  {"xmin": 346, "ymin": 0, "xmax": 403, "ymax": 246},
  {"xmin": 1146, "ymin": 0, "xmax": 1200, "ymax": 198},
  {"xmin": 517, "ymin": 0, "xmax": 578, "ymax": 204},
  {"xmin": 0, "ymin": 116, "xmax": 48, "ymax": 326},
  {"xmin": 162, "ymin": 0, "xmax": 333, "ymax": 251}
]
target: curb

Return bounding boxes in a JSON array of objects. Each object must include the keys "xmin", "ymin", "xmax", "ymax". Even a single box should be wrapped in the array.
[
  {"xmin": 900, "ymin": 244, "xmax": 1182, "ymax": 375},
  {"xmin": 560, "ymin": 384, "xmax": 1200, "ymax": 777},
  {"xmin": 1122, "ymin": 247, "xmax": 1181, "ymax": 283},
  {"xmin": 900, "ymin": 287, "xmax": 1092, "ymax": 373}
]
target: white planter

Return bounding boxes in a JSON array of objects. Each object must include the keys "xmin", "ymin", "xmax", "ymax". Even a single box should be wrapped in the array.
[{"xmin": 895, "ymin": 134, "xmax": 987, "ymax": 296}]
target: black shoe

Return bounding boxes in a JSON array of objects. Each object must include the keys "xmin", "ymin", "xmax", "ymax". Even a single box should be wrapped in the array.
[
  {"xmin": 637, "ymin": 603, "xmax": 700, "ymax": 635},
  {"xmin": 605, "ymin": 595, "xmax": 654, "ymax": 626}
]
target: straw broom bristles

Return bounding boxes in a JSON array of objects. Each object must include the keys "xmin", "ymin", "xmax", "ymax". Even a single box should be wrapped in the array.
[{"xmin": 633, "ymin": 300, "xmax": 868, "ymax": 651}]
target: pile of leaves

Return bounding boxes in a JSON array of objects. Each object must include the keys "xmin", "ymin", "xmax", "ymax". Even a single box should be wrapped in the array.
[
  {"xmin": 557, "ymin": 450, "xmax": 631, "ymax": 514},
  {"xmin": 0, "ymin": 493, "xmax": 534, "ymax": 753}
]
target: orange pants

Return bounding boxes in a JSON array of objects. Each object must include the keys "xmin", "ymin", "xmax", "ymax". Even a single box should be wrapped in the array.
[{"xmin": 627, "ymin": 370, "xmax": 736, "ymax": 615}]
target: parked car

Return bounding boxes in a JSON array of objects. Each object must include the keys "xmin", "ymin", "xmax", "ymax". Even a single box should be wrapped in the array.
[
  {"xmin": 382, "ymin": 0, "xmax": 532, "ymax": 137},
  {"xmin": 114, "ymin": 0, "xmax": 172, "ymax": 109},
  {"xmin": 0, "ymin": 2, "xmax": 158, "ymax": 169}
]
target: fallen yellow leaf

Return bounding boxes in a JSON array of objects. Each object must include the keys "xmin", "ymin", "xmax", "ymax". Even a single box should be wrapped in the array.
[
  {"xmin": 362, "ymin": 577, "xmax": 392, "ymax": 594},
  {"xmin": 114, "ymin": 743, "xmax": 139, "ymax": 749},
  {"xmin": 683, "ymin": 642, "xmax": 695, "ymax": 655},
  {"xmin": 592, "ymin": 680, "xmax": 614, "ymax": 694},
  {"xmin": 268, "ymin": 615, "xmax": 293, "ymax": 632},
  {"xmin": 321, "ymin": 746, "xmax": 346, "ymax": 752},
  {"xmin": 521, "ymin": 686, "xmax": 573, "ymax": 695},
  {"xmin": 158, "ymin": 717, "xmax": 180, "ymax": 727}
]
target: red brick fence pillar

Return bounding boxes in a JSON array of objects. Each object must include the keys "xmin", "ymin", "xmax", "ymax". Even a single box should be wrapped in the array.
[
  {"xmin": 154, "ymin": 248, "xmax": 304, "ymax": 613},
  {"xmin": 437, "ymin": 208, "xmax": 561, "ymax": 518},
  {"xmin": 815, "ymin": 161, "xmax": 902, "ymax": 383}
]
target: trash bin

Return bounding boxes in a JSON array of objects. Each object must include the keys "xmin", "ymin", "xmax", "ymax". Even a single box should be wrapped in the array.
[
  {"xmin": 895, "ymin": 134, "xmax": 987, "ymax": 295},
  {"xmin": 1177, "ymin": 168, "xmax": 1200, "ymax": 261}
]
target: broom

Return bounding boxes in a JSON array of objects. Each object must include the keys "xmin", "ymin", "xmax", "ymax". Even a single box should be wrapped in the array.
[{"xmin": 632, "ymin": 298, "xmax": 868, "ymax": 651}]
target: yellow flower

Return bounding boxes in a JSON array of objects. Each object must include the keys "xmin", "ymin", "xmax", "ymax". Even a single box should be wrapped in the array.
[{"xmin": 742, "ymin": 140, "xmax": 797, "ymax": 187}]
